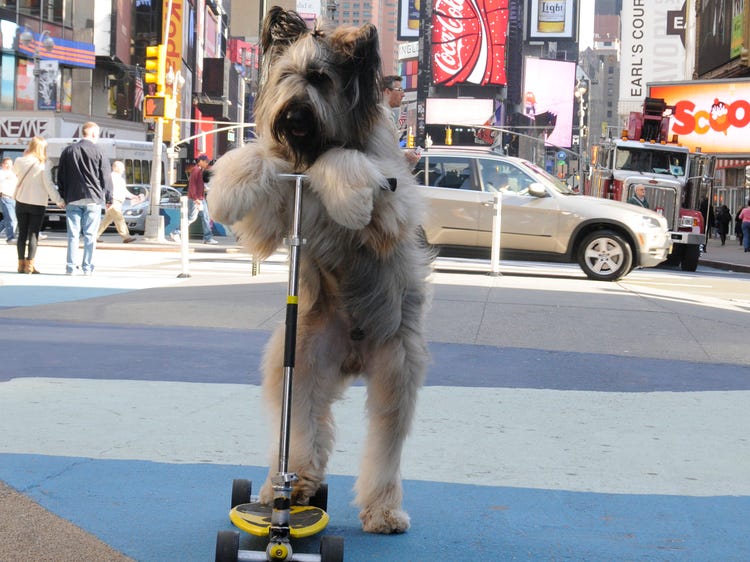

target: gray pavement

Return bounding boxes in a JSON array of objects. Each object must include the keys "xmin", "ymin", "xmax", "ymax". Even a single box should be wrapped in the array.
[
  {"xmin": 1, "ymin": 233, "xmax": 749, "ymax": 561},
  {"xmin": 697, "ymin": 234, "xmax": 750, "ymax": 273}
]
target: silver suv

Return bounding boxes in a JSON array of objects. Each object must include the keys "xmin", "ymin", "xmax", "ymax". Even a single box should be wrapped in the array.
[{"xmin": 414, "ymin": 146, "xmax": 671, "ymax": 281}]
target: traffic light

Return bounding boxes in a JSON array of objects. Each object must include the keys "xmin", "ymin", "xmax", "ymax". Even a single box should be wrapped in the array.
[
  {"xmin": 144, "ymin": 44, "xmax": 167, "ymax": 91},
  {"xmin": 144, "ymin": 95, "xmax": 167, "ymax": 119},
  {"xmin": 144, "ymin": 94, "xmax": 176, "ymax": 120}
]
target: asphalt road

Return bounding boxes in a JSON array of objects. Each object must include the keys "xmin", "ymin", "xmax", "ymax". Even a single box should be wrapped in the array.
[{"xmin": 1, "ymin": 239, "xmax": 749, "ymax": 561}]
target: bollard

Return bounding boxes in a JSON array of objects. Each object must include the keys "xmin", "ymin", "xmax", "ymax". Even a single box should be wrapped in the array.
[
  {"xmin": 489, "ymin": 190, "xmax": 502, "ymax": 277},
  {"xmin": 177, "ymin": 195, "xmax": 191, "ymax": 278}
]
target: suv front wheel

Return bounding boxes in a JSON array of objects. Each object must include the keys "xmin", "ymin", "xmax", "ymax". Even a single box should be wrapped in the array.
[{"xmin": 577, "ymin": 230, "xmax": 633, "ymax": 281}]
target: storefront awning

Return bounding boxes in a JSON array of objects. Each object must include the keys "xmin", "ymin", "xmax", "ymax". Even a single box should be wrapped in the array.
[{"xmin": 716, "ymin": 158, "xmax": 750, "ymax": 169}]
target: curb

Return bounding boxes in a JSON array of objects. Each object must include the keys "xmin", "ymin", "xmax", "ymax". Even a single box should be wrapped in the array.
[
  {"xmin": 698, "ymin": 258, "xmax": 750, "ymax": 274},
  {"xmin": 39, "ymin": 238, "xmax": 243, "ymax": 254}
]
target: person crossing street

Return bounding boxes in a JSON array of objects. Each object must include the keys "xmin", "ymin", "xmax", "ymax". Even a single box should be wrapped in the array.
[{"xmin": 96, "ymin": 160, "xmax": 138, "ymax": 244}]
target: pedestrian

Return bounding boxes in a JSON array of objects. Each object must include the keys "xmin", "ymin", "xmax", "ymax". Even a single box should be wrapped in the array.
[
  {"xmin": 715, "ymin": 204, "xmax": 732, "ymax": 246},
  {"xmin": 56, "ymin": 121, "xmax": 113, "ymax": 275},
  {"xmin": 738, "ymin": 199, "xmax": 750, "ymax": 253},
  {"xmin": 627, "ymin": 183, "xmax": 649, "ymax": 208},
  {"xmin": 382, "ymin": 75, "xmax": 419, "ymax": 165},
  {"xmin": 96, "ymin": 160, "xmax": 138, "ymax": 243},
  {"xmin": 12, "ymin": 137, "xmax": 65, "ymax": 274},
  {"xmin": 187, "ymin": 154, "xmax": 218, "ymax": 244},
  {"xmin": 735, "ymin": 208, "xmax": 744, "ymax": 245},
  {"xmin": 0, "ymin": 156, "xmax": 18, "ymax": 243}
]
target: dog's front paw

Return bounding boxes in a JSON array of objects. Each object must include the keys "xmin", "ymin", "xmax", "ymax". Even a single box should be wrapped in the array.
[
  {"xmin": 307, "ymin": 149, "xmax": 384, "ymax": 230},
  {"xmin": 359, "ymin": 505, "xmax": 411, "ymax": 534},
  {"xmin": 208, "ymin": 143, "xmax": 290, "ymax": 225},
  {"xmin": 258, "ymin": 479, "xmax": 274, "ymax": 504}
]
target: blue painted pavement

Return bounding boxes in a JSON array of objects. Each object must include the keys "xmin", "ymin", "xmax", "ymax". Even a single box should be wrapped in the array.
[{"xmin": 1, "ymin": 455, "xmax": 748, "ymax": 561}]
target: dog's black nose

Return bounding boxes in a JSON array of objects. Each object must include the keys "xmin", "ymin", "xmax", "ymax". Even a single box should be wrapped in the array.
[{"xmin": 285, "ymin": 108, "xmax": 311, "ymax": 136}]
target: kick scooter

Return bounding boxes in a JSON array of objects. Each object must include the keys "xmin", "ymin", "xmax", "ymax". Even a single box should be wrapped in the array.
[{"xmin": 215, "ymin": 174, "xmax": 344, "ymax": 561}]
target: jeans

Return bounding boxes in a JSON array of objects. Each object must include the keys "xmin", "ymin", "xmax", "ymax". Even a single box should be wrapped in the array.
[
  {"xmin": 0, "ymin": 195, "xmax": 17, "ymax": 241},
  {"xmin": 66, "ymin": 203, "xmax": 102, "ymax": 274},
  {"xmin": 188, "ymin": 198, "xmax": 213, "ymax": 241},
  {"xmin": 743, "ymin": 221, "xmax": 750, "ymax": 251}
]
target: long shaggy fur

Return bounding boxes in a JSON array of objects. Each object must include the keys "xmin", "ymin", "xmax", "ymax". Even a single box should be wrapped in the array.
[{"xmin": 208, "ymin": 7, "xmax": 430, "ymax": 534}]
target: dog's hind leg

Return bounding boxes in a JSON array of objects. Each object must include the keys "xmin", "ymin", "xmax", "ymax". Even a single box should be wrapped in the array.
[
  {"xmin": 258, "ymin": 319, "xmax": 350, "ymax": 505},
  {"xmin": 355, "ymin": 330, "xmax": 427, "ymax": 534}
]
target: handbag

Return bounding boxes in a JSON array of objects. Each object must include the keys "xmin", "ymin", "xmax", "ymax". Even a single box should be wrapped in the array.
[{"xmin": 12, "ymin": 164, "xmax": 34, "ymax": 201}]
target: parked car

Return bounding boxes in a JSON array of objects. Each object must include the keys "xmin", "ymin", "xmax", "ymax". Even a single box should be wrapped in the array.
[
  {"xmin": 122, "ymin": 185, "xmax": 182, "ymax": 235},
  {"xmin": 414, "ymin": 146, "xmax": 671, "ymax": 281}
]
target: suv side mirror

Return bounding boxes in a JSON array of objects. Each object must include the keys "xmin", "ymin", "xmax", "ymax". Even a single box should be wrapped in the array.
[{"xmin": 529, "ymin": 182, "xmax": 547, "ymax": 197}]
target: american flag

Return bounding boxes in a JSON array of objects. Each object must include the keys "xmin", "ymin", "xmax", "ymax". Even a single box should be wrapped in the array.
[{"xmin": 134, "ymin": 74, "xmax": 144, "ymax": 111}]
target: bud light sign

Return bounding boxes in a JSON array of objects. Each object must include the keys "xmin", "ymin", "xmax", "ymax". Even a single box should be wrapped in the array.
[{"xmin": 431, "ymin": 0, "xmax": 508, "ymax": 87}]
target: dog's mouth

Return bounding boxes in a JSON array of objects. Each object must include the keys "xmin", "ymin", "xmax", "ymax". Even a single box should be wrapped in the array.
[
  {"xmin": 274, "ymin": 103, "xmax": 324, "ymax": 167},
  {"xmin": 279, "ymin": 104, "xmax": 316, "ymax": 139}
]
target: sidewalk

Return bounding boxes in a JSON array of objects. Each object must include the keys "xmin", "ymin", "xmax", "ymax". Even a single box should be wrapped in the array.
[
  {"xmin": 38, "ymin": 231, "xmax": 243, "ymax": 254},
  {"xmin": 37, "ymin": 231, "xmax": 750, "ymax": 274},
  {"xmin": 698, "ymin": 235, "xmax": 750, "ymax": 273}
]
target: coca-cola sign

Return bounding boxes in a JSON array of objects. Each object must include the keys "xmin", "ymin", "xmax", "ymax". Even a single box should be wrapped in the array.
[{"xmin": 432, "ymin": 0, "xmax": 508, "ymax": 87}]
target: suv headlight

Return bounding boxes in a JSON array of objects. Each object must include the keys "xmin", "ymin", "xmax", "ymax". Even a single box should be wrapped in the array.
[{"xmin": 639, "ymin": 215, "xmax": 666, "ymax": 230}]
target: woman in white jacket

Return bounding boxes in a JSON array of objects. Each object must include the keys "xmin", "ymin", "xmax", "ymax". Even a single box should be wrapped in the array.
[{"xmin": 13, "ymin": 137, "xmax": 65, "ymax": 274}]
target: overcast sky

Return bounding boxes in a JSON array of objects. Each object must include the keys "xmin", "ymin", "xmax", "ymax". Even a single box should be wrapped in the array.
[{"xmin": 579, "ymin": 0, "xmax": 595, "ymax": 50}]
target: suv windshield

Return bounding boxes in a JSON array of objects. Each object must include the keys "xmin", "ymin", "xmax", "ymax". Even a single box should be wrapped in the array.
[{"xmin": 518, "ymin": 160, "xmax": 576, "ymax": 194}]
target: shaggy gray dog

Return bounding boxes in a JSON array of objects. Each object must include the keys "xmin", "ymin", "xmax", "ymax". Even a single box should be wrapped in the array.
[{"xmin": 207, "ymin": 7, "xmax": 430, "ymax": 534}]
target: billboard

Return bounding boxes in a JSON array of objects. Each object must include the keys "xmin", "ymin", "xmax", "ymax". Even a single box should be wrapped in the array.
[
  {"xmin": 397, "ymin": 0, "xmax": 421, "ymax": 40},
  {"xmin": 697, "ymin": 0, "xmax": 743, "ymax": 75},
  {"xmin": 522, "ymin": 57, "xmax": 575, "ymax": 148},
  {"xmin": 426, "ymin": 97, "xmax": 495, "ymax": 125},
  {"xmin": 619, "ymin": 0, "xmax": 689, "ymax": 117},
  {"xmin": 527, "ymin": 0, "xmax": 577, "ymax": 40},
  {"xmin": 649, "ymin": 80, "xmax": 750, "ymax": 156},
  {"xmin": 431, "ymin": 0, "xmax": 508, "ymax": 86}
]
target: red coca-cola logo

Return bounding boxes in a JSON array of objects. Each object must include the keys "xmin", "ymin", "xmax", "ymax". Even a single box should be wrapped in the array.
[{"xmin": 432, "ymin": 0, "xmax": 508, "ymax": 87}]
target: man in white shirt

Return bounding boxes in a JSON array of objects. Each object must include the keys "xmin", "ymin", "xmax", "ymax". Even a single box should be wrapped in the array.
[
  {"xmin": 0, "ymin": 157, "xmax": 18, "ymax": 243},
  {"xmin": 97, "ymin": 160, "xmax": 138, "ymax": 243},
  {"xmin": 382, "ymin": 75, "xmax": 420, "ymax": 166}
]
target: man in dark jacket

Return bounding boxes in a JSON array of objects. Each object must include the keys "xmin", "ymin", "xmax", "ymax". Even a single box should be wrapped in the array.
[{"xmin": 57, "ymin": 121, "xmax": 112, "ymax": 275}]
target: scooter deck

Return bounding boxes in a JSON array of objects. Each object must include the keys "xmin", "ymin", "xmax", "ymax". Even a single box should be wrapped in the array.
[{"xmin": 230, "ymin": 502, "xmax": 329, "ymax": 538}]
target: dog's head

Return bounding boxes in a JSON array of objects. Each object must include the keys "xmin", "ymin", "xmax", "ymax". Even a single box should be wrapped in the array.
[{"xmin": 255, "ymin": 7, "xmax": 383, "ymax": 170}]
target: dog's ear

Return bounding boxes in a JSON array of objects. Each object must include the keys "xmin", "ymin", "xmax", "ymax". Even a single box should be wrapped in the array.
[
  {"xmin": 330, "ymin": 24, "xmax": 382, "ymax": 122},
  {"xmin": 261, "ymin": 6, "xmax": 309, "ymax": 56},
  {"xmin": 330, "ymin": 23, "xmax": 381, "ymax": 77}
]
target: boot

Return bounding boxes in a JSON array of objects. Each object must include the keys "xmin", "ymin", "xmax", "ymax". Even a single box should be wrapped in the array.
[
  {"xmin": 18, "ymin": 259, "xmax": 26, "ymax": 273},
  {"xmin": 25, "ymin": 258, "xmax": 40, "ymax": 274}
]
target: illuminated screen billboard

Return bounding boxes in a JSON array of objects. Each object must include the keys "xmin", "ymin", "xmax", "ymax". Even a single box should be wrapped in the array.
[
  {"xmin": 649, "ymin": 80, "xmax": 750, "ymax": 156},
  {"xmin": 397, "ymin": 0, "xmax": 421, "ymax": 40},
  {"xmin": 425, "ymin": 97, "xmax": 495, "ymax": 125},
  {"xmin": 431, "ymin": 0, "xmax": 508, "ymax": 86},
  {"xmin": 522, "ymin": 57, "xmax": 576, "ymax": 148},
  {"xmin": 697, "ymin": 0, "xmax": 743, "ymax": 75},
  {"xmin": 527, "ymin": 0, "xmax": 578, "ymax": 40}
]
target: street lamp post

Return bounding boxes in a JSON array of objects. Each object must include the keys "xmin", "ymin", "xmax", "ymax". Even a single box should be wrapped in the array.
[
  {"xmin": 574, "ymin": 80, "xmax": 588, "ymax": 178},
  {"xmin": 19, "ymin": 28, "xmax": 55, "ymax": 111}
]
